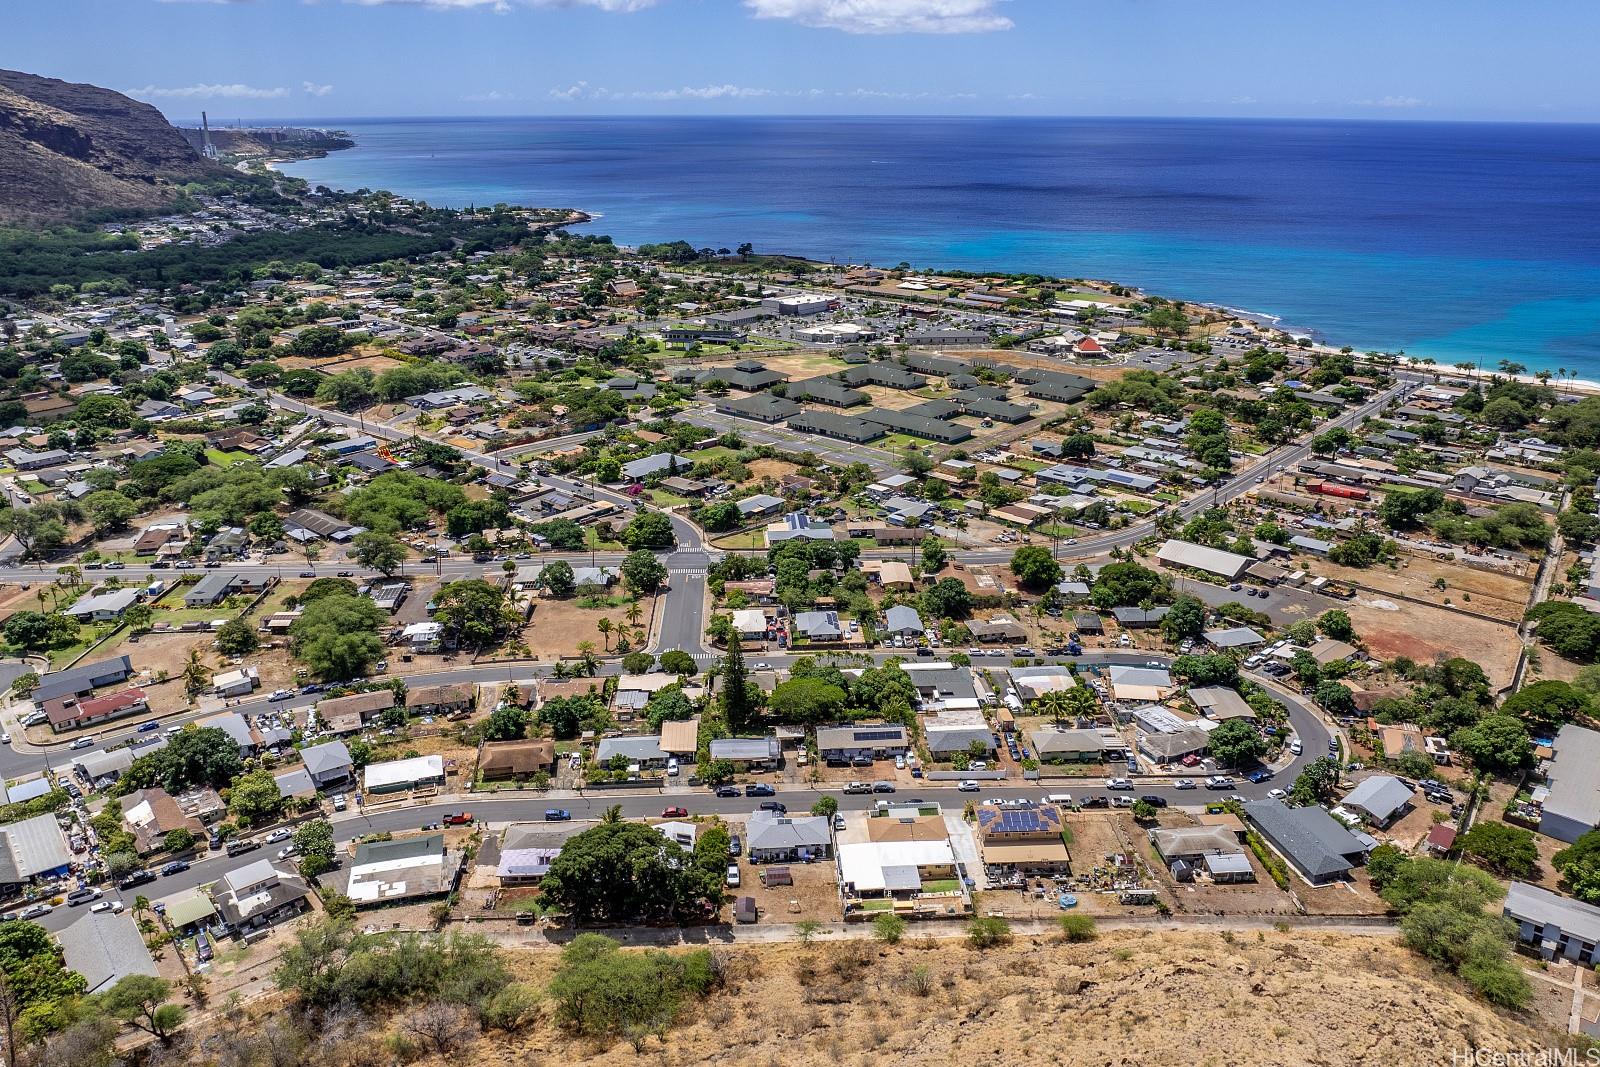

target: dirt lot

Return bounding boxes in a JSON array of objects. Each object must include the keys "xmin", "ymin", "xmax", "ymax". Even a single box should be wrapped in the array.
[
  {"xmin": 526, "ymin": 593, "xmax": 658, "ymax": 661},
  {"xmin": 1333, "ymin": 596, "xmax": 1524, "ymax": 687},
  {"xmin": 1319, "ymin": 554, "xmax": 1534, "ymax": 623}
]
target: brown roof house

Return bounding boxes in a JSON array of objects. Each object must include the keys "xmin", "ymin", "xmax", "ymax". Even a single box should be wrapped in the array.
[
  {"xmin": 405, "ymin": 683, "xmax": 475, "ymax": 718},
  {"xmin": 476, "ymin": 740, "xmax": 557, "ymax": 781},
  {"xmin": 316, "ymin": 689, "xmax": 397, "ymax": 734},
  {"xmin": 119, "ymin": 788, "xmax": 206, "ymax": 854}
]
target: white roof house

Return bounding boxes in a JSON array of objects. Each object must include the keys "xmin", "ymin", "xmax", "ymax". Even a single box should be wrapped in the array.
[
  {"xmin": 363, "ymin": 754, "xmax": 445, "ymax": 793},
  {"xmin": 837, "ymin": 840, "xmax": 956, "ymax": 894}
]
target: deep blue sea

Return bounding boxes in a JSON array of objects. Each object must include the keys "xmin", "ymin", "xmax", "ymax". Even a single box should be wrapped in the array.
[{"xmin": 277, "ymin": 117, "xmax": 1600, "ymax": 375}]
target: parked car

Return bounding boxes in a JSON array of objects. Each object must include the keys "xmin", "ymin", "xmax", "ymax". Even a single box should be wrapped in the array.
[
  {"xmin": 544, "ymin": 809, "xmax": 571, "ymax": 821},
  {"xmin": 1205, "ymin": 776, "xmax": 1236, "ymax": 790},
  {"xmin": 714, "ymin": 786, "xmax": 741, "ymax": 798},
  {"xmin": 957, "ymin": 780, "xmax": 980, "ymax": 792},
  {"xmin": 1173, "ymin": 779, "xmax": 1196, "ymax": 790},
  {"xmin": 744, "ymin": 784, "xmax": 775, "ymax": 797},
  {"xmin": 331, "ymin": 793, "xmax": 347, "ymax": 811},
  {"xmin": 1080, "ymin": 795, "xmax": 1110, "ymax": 808},
  {"xmin": 1289, "ymin": 739, "xmax": 1303, "ymax": 755},
  {"xmin": 18, "ymin": 904, "xmax": 51, "ymax": 920},
  {"xmin": 725, "ymin": 865, "xmax": 741, "ymax": 888},
  {"xmin": 1110, "ymin": 796, "xmax": 1134, "ymax": 808},
  {"xmin": 442, "ymin": 812, "xmax": 473, "ymax": 826},
  {"xmin": 871, "ymin": 780, "xmax": 896, "ymax": 793},
  {"xmin": 661, "ymin": 806, "xmax": 689, "ymax": 818},
  {"xmin": 1105, "ymin": 777, "xmax": 1134, "ymax": 790},
  {"xmin": 225, "ymin": 838, "xmax": 260, "ymax": 858},
  {"xmin": 1267, "ymin": 788, "xmax": 1288, "ymax": 800},
  {"xmin": 1246, "ymin": 769, "xmax": 1274, "ymax": 784},
  {"xmin": 68, "ymin": 737, "xmax": 96, "ymax": 751},
  {"xmin": 65, "ymin": 887, "xmax": 101, "ymax": 906},
  {"xmin": 843, "ymin": 782, "xmax": 872, "ymax": 794},
  {"xmin": 117, "ymin": 870, "xmax": 157, "ymax": 890},
  {"xmin": 728, "ymin": 834, "xmax": 742, "ymax": 857},
  {"xmin": 160, "ymin": 861, "xmax": 190, "ymax": 876},
  {"xmin": 269, "ymin": 689, "xmax": 292, "ymax": 701},
  {"xmin": 264, "ymin": 828, "xmax": 292, "ymax": 844},
  {"xmin": 758, "ymin": 801, "xmax": 787, "ymax": 814},
  {"xmin": 88, "ymin": 900, "xmax": 123, "ymax": 914},
  {"xmin": 1139, "ymin": 795, "xmax": 1169, "ymax": 808}
]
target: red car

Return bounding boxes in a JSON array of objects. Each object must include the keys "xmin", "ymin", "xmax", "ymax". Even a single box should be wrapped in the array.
[
  {"xmin": 661, "ymin": 806, "xmax": 689, "ymax": 818},
  {"xmin": 1181, "ymin": 754, "xmax": 1201, "ymax": 767},
  {"xmin": 442, "ymin": 812, "xmax": 473, "ymax": 826}
]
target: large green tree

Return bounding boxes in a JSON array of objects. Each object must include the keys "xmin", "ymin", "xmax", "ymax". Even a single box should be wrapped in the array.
[
  {"xmin": 1206, "ymin": 718, "xmax": 1266, "ymax": 769},
  {"xmin": 540, "ymin": 823, "xmax": 719, "ymax": 923},
  {"xmin": 289, "ymin": 594, "xmax": 386, "ymax": 680}
]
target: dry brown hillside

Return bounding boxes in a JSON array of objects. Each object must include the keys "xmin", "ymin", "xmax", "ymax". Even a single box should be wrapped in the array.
[
  {"xmin": 417, "ymin": 931, "xmax": 1551, "ymax": 1067},
  {"xmin": 0, "ymin": 68, "xmax": 212, "ymax": 224}
]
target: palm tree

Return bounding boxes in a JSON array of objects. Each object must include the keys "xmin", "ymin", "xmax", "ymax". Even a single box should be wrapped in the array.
[
  {"xmin": 181, "ymin": 651, "xmax": 211, "ymax": 699},
  {"xmin": 576, "ymin": 640, "xmax": 600, "ymax": 676},
  {"xmin": 625, "ymin": 598, "xmax": 643, "ymax": 628},
  {"xmin": 601, "ymin": 805, "xmax": 623, "ymax": 824},
  {"xmin": 1036, "ymin": 689, "xmax": 1070, "ymax": 728},
  {"xmin": 596, "ymin": 617, "xmax": 613, "ymax": 651}
]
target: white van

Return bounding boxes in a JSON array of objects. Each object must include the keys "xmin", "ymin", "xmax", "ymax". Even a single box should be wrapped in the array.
[
  {"xmin": 666, "ymin": 757, "xmax": 680, "ymax": 777},
  {"xmin": 1044, "ymin": 794, "xmax": 1074, "ymax": 807}
]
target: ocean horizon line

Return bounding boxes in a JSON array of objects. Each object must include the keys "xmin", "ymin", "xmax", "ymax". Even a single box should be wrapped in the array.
[{"xmin": 171, "ymin": 112, "xmax": 1600, "ymax": 130}]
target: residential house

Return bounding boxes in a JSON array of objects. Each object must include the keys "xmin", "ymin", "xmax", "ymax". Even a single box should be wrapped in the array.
[
  {"xmin": 364, "ymin": 755, "xmax": 446, "ymax": 795},
  {"xmin": 816, "ymin": 724, "xmax": 910, "ymax": 763},
  {"xmin": 1030, "ymin": 729, "xmax": 1107, "ymax": 764},
  {"xmin": 476, "ymin": 740, "xmax": 556, "ymax": 781},
  {"xmin": 882, "ymin": 605, "xmax": 925, "ymax": 638},
  {"xmin": 1242, "ymin": 799, "xmax": 1370, "ymax": 884},
  {"xmin": 708, "ymin": 737, "xmax": 781, "ymax": 769},
  {"xmin": 1341, "ymin": 775, "xmax": 1415, "ymax": 828},
  {"xmin": 316, "ymin": 690, "xmax": 396, "ymax": 734},
  {"xmin": 118, "ymin": 788, "xmax": 206, "ymax": 854},
  {"xmin": 43, "ymin": 688, "xmax": 147, "ymax": 733},
  {"xmin": 594, "ymin": 735, "xmax": 667, "ymax": 769},
  {"xmin": 32, "ymin": 656, "xmax": 133, "ymax": 708},
  {"xmin": 344, "ymin": 834, "xmax": 459, "ymax": 907},
  {"xmin": 405, "ymin": 683, "xmax": 475, "ymax": 718},
  {"xmin": 746, "ymin": 810, "xmax": 833, "ymax": 864},
  {"xmin": 298, "ymin": 740, "xmax": 355, "ymax": 789},
  {"xmin": 210, "ymin": 859, "xmax": 312, "ymax": 932},
  {"xmin": 183, "ymin": 571, "xmax": 260, "ymax": 608},
  {"xmin": 976, "ymin": 805, "xmax": 1071, "ymax": 871}
]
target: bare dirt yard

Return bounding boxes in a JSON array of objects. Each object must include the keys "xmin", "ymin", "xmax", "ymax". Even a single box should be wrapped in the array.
[
  {"xmin": 1335, "ymin": 595, "xmax": 1524, "ymax": 688},
  {"xmin": 525, "ymin": 594, "xmax": 658, "ymax": 661},
  {"xmin": 1321, "ymin": 554, "xmax": 1534, "ymax": 623}
]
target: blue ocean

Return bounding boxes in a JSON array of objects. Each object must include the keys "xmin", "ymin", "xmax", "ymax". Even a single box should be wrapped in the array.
[{"xmin": 277, "ymin": 116, "xmax": 1600, "ymax": 375}]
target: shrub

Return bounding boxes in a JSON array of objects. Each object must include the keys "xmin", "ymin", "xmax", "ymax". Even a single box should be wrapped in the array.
[
  {"xmin": 966, "ymin": 916, "xmax": 1012, "ymax": 949},
  {"xmin": 873, "ymin": 912, "xmax": 906, "ymax": 945},
  {"xmin": 1058, "ymin": 913, "xmax": 1097, "ymax": 942}
]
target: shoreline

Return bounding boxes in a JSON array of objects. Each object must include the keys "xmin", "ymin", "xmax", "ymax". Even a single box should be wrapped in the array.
[{"xmin": 272, "ymin": 133, "xmax": 1596, "ymax": 392}]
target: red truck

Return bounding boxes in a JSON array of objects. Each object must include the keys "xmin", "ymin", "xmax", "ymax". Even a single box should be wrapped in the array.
[{"xmin": 442, "ymin": 812, "xmax": 473, "ymax": 826}]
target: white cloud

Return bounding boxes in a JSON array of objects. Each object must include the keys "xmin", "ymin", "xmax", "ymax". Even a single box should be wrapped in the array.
[
  {"xmin": 343, "ymin": 0, "xmax": 656, "ymax": 10},
  {"xmin": 302, "ymin": 81, "xmax": 335, "ymax": 96},
  {"xmin": 463, "ymin": 89, "xmax": 521, "ymax": 101},
  {"xmin": 632, "ymin": 84, "xmax": 777, "ymax": 100},
  {"xmin": 549, "ymin": 81, "xmax": 595, "ymax": 100},
  {"xmin": 742, "ymin": 0, "xmax": 1011, "ymax": 34},
  {"xmin": 126, "ymin": 83, "xmax": 290, "ymax": 99},
  {"xmin": 547, "ymin": 81, "xmax": 983, "ymax": 103},
  {"xmin": 1355, "ymin": 95, "xmax": 1424, "ymax": 109}
]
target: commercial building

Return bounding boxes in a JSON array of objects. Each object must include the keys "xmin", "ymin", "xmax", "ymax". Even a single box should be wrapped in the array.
[
  {"xmin": 1505, "ymin": 881, "xmax": 1600, "ymax": 965},
  {"xmin": 0, "ymin": 813, "xmax": 73, "ymax": 889},
  {"xmin": 786, "ymin": 409, "xmax": 885, "ymax": 442},
  {"xmin": 1154, "ymin": 539, "xmax": 1252, "ymax": 581},
  {"xmin": 1538, "ymin": 724, "xmax": 1600, "ymax": 843}
]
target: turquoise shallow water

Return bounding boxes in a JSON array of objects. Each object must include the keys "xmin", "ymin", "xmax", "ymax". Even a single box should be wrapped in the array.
[{"xmin": 277, "ymin": 116, "xmax": 1600, "ymax": 375}]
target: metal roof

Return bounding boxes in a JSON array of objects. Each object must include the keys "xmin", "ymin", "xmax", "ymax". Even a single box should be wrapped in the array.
[{"xmin": 1506, "ymin": 881, "xmax": 1600, "ymax": 946}]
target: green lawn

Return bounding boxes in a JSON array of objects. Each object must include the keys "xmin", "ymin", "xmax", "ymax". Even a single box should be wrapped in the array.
[
  {"xmin": 649, "ymin": 489, "xmax": 693, "ymax": 508},
  {"xmin": 710, "ymin": 530, "xmax": 767, "ymax": 551},
  {"xmin": 920, "ymin": 879, "xmax": 961, "ymax": 894},
  {"xmin": 688, "ymin": 446, "xmax": 739, "ymax": 464},
  {"xmin": 204, "ymin": 448, "xmax": 251, "ymax": 467},
  {"xmin": 584, "ymin": 527, "xmax": 625, "ymax": 551}
]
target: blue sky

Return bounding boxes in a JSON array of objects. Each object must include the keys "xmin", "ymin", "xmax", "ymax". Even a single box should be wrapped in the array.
[{"xmin": 8, "ymin": 0, "xmax": 1599, "ymax": 122}]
